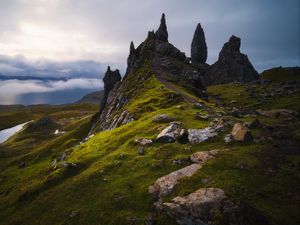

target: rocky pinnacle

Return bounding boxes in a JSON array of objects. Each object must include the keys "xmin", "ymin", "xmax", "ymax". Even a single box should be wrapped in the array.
[
  {"xmin": 191, "ymin": 23, "xmax": 207, "ymax": 65},
  {"xmin": 155, "ymin": 13, "xmax": 168, "ymax": 42},
  {"xmin": 100, "ymin": 66, "xmax": 121, "ymax": 112}
]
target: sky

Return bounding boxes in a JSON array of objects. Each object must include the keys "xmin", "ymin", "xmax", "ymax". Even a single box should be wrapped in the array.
[{"xmin": 0, "ymin": 0, "xmax": 299, "ymax": 104}]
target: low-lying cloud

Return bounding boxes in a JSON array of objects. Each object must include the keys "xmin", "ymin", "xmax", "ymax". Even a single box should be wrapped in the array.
[{"xmin": 0, "ymin": 78, "xmax": 102, "ymax": 105}]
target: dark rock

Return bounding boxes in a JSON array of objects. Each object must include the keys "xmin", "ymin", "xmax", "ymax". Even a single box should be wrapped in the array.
[
  {"xmin": 155, "ymin": 13, "xmax": 168, "ymax": 42},
  {"xmin": 247, "ymin": 118, "xmax": 261, "ymax": 129},
  {"xmin": 138, "ymin": 147, "xmax": 145, "ymax": 155},
  {"xmin": 206, "ymin": 35, "xmax": 259, "ymax": 85},
  {"xmin": 191, "ymin": 23, "xmax": 207, "ymax": 65},
  {"xmin": 100, "ymin": 66, "xmax": 121, "ymax": 112},
  {"xmin": 18, "ymin": 162, "xmax": 26, "ymax": 168},
  {"xmin": 156, "ymin": 122, "xmax": 186, "ymax": 143}
]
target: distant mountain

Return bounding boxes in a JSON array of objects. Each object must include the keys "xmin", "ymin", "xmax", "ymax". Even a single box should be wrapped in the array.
[{"xmin": 75, "ymin": 90, "xmax": 104, "ymax": 104}]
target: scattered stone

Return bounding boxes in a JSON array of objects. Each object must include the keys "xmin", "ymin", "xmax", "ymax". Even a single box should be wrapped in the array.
[
  {"xmin": 69, "ymin": 210, "xmax": 79, "ymax": 218},
  {"xmin": 191, "ymin": 23, "xmax": 207, "ymax": 65},
  {"xmin": 18, "ymin": 162, "xmax": 26, "ymax": 168},
  {"xmin": 231, "ymin": 123, "xmax": 253, "ymax": 142},
  {"xmin": 194, "ymin": 102, "xmax": 205, "ymax": 109},
  {"xmin": 224, "ymin": 134, "xmax": 233, "ymax": 143},
  {"xmin": 175, "ymin": 105, "xmax": 184, "ymax": 110},
  {"xmin": 195, "ymin": 112, "xmax": 209, "ymax": 120},
  {"xmin": 190, "ymin": 149, "xmax": 219, "ymax": 164},
  {"xmin": 54, "ymin": 129, "xmax": 65, "ymax": 135},
  {"xmin": 156, "ymin": 122, "xmax": 187, "ymax": 143},
  {"xmin": 134, "ymin": 138, "xmax": 153, "ymax": 146},
  {"xmin": 138, "ymin": 147, "xmax": 145, "ymax": 155},
  {"xmin": 152, "ymin": 114, "xmax": 175, "ymax": 123}
]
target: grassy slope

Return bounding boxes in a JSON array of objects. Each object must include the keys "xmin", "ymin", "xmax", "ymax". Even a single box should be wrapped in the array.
[
  {"xmin": 261, "ymin": 67, "xmax": 300, "ymax": 83},
  {"xmin": 0, "ymin": 71, "xmax": 299, "ymax": 225}
]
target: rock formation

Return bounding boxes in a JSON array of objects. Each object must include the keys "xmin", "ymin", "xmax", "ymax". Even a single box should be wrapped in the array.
[
  {"xmin": 93, "ymin": 14, "xmax": 207, "ymax": 132},
  {"xmin": 155, "ymin": 13, "xmax": 168, "ymax": 42},
  {"xmin": 206, "ymin": 35, "xmax": 259, "ymax": 85},
  {"xmin": 191, "ymin": 23, "xmax": 207, "ymax": 65},
  {"xmin": 100, "ymin": 66, "xmax": 121, "ymax": 113}
]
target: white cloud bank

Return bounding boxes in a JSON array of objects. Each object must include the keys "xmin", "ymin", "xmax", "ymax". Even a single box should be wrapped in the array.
[{"xmin": 0, "ymin": 78, "xmax": 102, "ymax": 104}]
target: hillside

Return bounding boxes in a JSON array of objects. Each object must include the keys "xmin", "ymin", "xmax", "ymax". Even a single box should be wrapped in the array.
[
  {"xmin": 0, "ymin": 14, "xmax": 299, "ymax": 225},
  {"xmin": 76, "ymin": 91, "xmax": 104, "ymax": 105}
]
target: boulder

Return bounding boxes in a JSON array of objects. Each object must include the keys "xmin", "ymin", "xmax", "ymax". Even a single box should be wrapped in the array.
[
  {"xmin": 191, "ymin": 23, "xmax": 207, "ymax": 65},
  {"xmin": 163, "ymin": 188, "xmax": 227, "ymax": 225},
  {"xmin": 231, "ymin": 123, "xmax": 253, "ymax": 142},
  {"xmin": 148, "ymin": 164, "xmax": 201, "ymax": 199},
  {"xmin": 188, "ymin": 127, "xmax": 218, "ymax": 144},
  {"xmin": 206, "ymin": 35, "xmax": 259, "ymax": 85},
  {"xmin": 156, "ymin": 122, "xmax": 187, "ymax": 143},
  {"xmin": 152, "ymin": 114, "xmax": 175, "ymax": 123},
  {"xmin": 163, "ymin": 188, "xmax": 273, "ymax": 225}
]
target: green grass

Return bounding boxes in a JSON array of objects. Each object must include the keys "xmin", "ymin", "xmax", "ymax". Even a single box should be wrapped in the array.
[{"xmin": 0, "ymin": 66, "xmax": 299, "ymax": 225}]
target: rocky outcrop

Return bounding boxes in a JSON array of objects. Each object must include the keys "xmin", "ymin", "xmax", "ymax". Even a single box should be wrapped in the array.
[
  {"xmin": 93, "ymin": 14, "xmax": 207, "ymax": 132},
  {"xmin": 163, "ymin": 188, "xmax": 273, "ymax": 225},
  {"xmin": 206, "ymin": 35, "xmax": 259, "ymax": 85},
  {"xmin": 191, "ymin": 23, "xmax": 207, "ymax": 65},
  {"xmin": 100, "ymin": 66, "xmax": 121, "ymax": 112},
  {"xmin": 155, "ymin": 13, "xmax": 168, "ymax": 42},
  {"xmin": 163, "ymin": 188, "xmax": 226, "ymax": 225},
  {"xmin": 152, "ymin": 114, "xmax": 175, "ymax": 123},
  {"xmin": 188, "ymin": 118, "xmax": 229, "ymax": 144},
  {"xmin": 156, "ymin": 122, "xmax": 188, "ymax": 143}
]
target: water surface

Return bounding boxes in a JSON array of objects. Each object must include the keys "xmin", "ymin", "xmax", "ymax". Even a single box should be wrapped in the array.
[{"xmin": 0, "ymin": 121, "xmax": 31, "ymax": 144}]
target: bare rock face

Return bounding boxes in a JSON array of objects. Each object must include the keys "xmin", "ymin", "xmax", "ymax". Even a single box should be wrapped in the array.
[
  {"xmin": 163, "ymin": 188, "xmax": 226, "ymax": 225},
  {"xmin": 231, "ymin": 123, "xmax": 253, "ymax": 142},
  {"xmin": 206, "ymin": 35, "xmax": 259, "ymax": 85},
  {"xmin": 191, "ymin": 23, "xmax": 207, "ymax": 65},
  {"xmin": 155, "ymin": 13, "xmax": 168, "ymax": 42},
  {"xmin": 100, "ymin": 66, "xmax": 121, "ymax": 112}
]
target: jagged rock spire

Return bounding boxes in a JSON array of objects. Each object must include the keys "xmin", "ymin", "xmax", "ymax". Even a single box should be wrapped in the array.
[
  {"xmin": 155, "ymin": 13, "xmax": 168, "ymax": 42},
  {"xmin": 100, "ymin": 66, "xmax": 121, "ymax": 112},
  {"xmin": 129, "ymin": 41, "xmax": 135, "ymax": 54},
  {"xmin": 191, "ymin": 23, "xmax": 207, "ymax": 65}
]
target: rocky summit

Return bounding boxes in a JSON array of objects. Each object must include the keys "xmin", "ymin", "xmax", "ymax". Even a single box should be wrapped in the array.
[{"xmin": 0, "ymin": 13, "xmax": 299, "ymax": 225}]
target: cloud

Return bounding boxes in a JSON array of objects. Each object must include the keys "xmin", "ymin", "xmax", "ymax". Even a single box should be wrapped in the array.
[
  {"xmin": 0, "ymin": 78, "xmax": 102, "ymax": 104},
  {"xmin": 0, "ymin": 54, "xmax": 114, "ymax": 78},
  {"xmin": 0, "ymin": 0, "xmax": 299, "ymax": 72}
]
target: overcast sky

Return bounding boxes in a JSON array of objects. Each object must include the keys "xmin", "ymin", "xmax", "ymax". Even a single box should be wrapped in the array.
[{"xmin": 0, "ymin": 0, "xmax": 299, "ymax": 73}]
